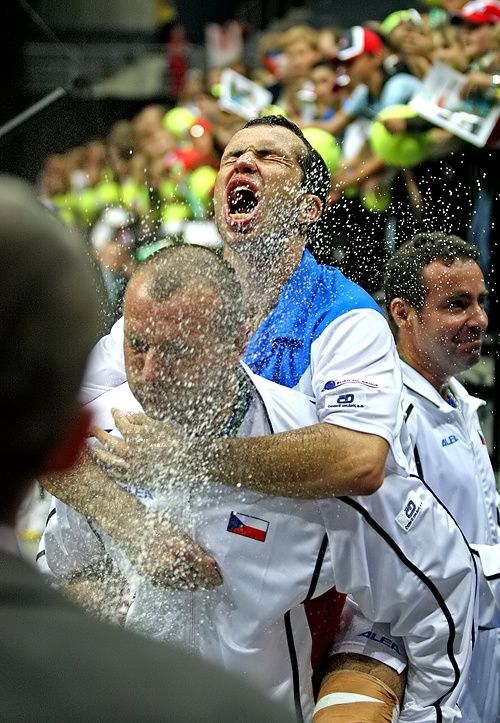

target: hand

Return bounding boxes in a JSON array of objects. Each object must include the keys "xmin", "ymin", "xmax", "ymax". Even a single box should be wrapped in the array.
[
  {"xmin": 460, "ymin": 72, "xmax": 494, "ymax": 99},
  {"xmin": 123, "ymin": 511, "xmax": 222, "ymax": 590},
  {"xmin": 90, "ymin": 409, "xmax": 192, "ymax": 492},
  {"xmin": 89, "ymin": 411, "xmax": 221, "ymax": 590}
]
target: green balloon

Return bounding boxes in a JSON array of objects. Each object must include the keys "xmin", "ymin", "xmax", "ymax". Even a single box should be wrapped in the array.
[
  {"xmin": 161, "ymin": 202, "xmax": 191, "ymax": 223},
  {"xmin": 302, "ymin": 127, "xmax": 341, "ymax": 174},
  {"xmin": 361, "ymin": 185, "xmax": 392, "ymax": 213},
  {"xmin": 189, "ymin": 166, "xmax": 217, "ymax": 201},
  {"xmin": 260, "ymin": 104, "xmax": 288, "ymax": 118},
  {"xmin": 163, "ymin": 107, "xmax": 196, "ymax": 139},
  {"xmin": 370, "ymin": 105, "xmax": 430, "ymax": 169}
]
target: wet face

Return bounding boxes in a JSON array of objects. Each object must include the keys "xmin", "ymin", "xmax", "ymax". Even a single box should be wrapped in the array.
[
  {"xmin": 124, "ymin": 279, "xmax": 232, "ymax": 428},
  {"xmin": 407, "ymin": 259, "xmax": 488, "ymax": 379},
  {"xmin": 213, "ymin": 125, "xmax": 309, "ymax": 258}
]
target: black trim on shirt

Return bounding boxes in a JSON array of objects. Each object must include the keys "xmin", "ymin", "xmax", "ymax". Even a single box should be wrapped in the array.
[
  {"xmin": 303, "ymin": 533, "xmax": 328, "ymax": 603},
  {"xmin": 337, "ymin": 494, "xmax": 464, "ymax": 717},
  {"xmin": 404, "ymin": 403, "xmax": 414, "ymax": 422},
  {"xmin": 413, "ymin": 445, "xmax": 425, "ymax": 483},
  {"xmin": 284, "ymin": 610, "xmax": 304, "ymax": 723},
  {"xmin": 408, "ymin": 473, "xmax": 478, "ymax": 650},
  {"xmin": 471, "ymin": 547, "xmax": 500, "ymax": 581},
  {"xmin": 45, "ymin": 507, "xmax": 56, "ymax": 525}
]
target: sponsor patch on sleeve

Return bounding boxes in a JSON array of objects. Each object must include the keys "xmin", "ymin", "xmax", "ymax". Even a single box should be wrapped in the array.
[
  {"xmin": 395, "ymin": 492, "xmax": 424, "ymax": 532},
  {"xmin": 322, "ymin": 379, "xmax": 379, "ymax": 392},
  {"xmin": 326, "ymin": 391, "xmax": 366, "ymax": 411}
]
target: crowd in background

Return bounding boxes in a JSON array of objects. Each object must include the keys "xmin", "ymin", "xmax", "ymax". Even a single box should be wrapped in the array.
[{"xmin": 37, "ymin": 0, "xmax": 499, "ymax": 322}]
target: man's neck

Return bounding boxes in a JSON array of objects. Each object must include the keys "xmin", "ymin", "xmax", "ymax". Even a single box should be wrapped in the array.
[
  {"xmin": 226, "ymin": 239, "xmax": 305, "ymax": 330},
  {"xmin": 398, "ymin": 344, "xmax": 450, "ymax": 398},
  {"xmin": 170, "ymin": 368, "xmax": 241, "ymax": 438}
]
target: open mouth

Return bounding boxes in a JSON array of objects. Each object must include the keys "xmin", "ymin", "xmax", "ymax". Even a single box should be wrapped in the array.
[{"xmin": 225, "ymin": 180, "xmax": 260, "ymax": 228}]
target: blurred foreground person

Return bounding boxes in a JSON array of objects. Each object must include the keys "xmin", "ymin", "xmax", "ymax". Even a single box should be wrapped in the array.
[
  {"xmin": 386, "ymin": 232, "xmax": 500, "ymax": 723},
  {"xmin": 0, "ymin": 176, "xmax": 293, "ymax": 722}
]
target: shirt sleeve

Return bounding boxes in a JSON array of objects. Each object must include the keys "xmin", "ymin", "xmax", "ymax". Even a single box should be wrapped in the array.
[
  {"xmin": 80, "ymin": 316, "xmax": 126, "ymax": 405},
  {"xmin": 320, "ymin": 472, "xmax": 477, "ymax": 722},
  {"xmin": 329, "ymin": 596, "xmax": 407, "ymax": 673},
  {"xmin": 37, "ymin": 496, "xmax": 109, "ymax": 582},
  {"xmin": 311, "ymin": 308, "xmax": 403, "ymax": 447},
  {"xmin": 470, "ymin": 542, "xmax": 500, "ymax": 628}
]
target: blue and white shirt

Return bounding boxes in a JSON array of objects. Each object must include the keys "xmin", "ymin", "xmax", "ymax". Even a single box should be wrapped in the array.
[{"xmin": 81, "ymin": 250, "xmax": 411, "ymax": 476}]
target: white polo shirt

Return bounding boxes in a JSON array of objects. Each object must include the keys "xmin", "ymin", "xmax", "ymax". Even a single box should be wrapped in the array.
[
  {"xmin": 402, "ymin": 360, "xmax": 500, "ymax": 723},
  {"xmin": 41, "ymin": 366, "xmax": 477, "ymax": 723}
]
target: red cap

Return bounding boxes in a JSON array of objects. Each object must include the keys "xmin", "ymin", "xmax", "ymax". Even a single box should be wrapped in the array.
[
  {"xmin": 336, "ymin": 26, "xmax": 384, "ymax": 62},
  {"xmin": 453, "ymin": 0, "xmax": 500, "ymax": 24}
]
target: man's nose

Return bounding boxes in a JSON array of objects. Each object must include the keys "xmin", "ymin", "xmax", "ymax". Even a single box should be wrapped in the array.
[
  {"xmin": 234, "ymin": 152, "xmax": 257, "ymax": 173},
  {"xmin": 468, "ymin": 303, "xmax": 488, "ymax": 330}
]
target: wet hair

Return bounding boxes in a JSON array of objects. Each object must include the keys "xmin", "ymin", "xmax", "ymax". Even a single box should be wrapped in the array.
[
  {"xmin": 384, "ymin": 231, "xmax": 479, "ymax": 313},
  {"xmin": 130, "ymin": 244, "xmax": 245, "ymax": 340},
  {"xmin": 242, "ymin": 115, "xmax": 331, "ymax": 208}
]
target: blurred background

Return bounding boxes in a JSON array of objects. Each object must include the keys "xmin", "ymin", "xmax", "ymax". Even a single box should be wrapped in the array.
[{"xmin": 2, "ymin": 0, "xmax": 499, "ymax": 482}]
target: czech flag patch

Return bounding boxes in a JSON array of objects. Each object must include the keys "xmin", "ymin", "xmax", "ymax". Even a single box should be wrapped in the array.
[{"xmin": 227, "ymin": 511, "xmax": 269, "ymax": 542}]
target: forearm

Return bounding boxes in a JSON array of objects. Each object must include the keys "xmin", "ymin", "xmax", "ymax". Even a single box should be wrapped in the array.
[
  {"xmin": 64, "ymin": 560, "xmax": 129, "ymax": 622},
  {"xmin": 202, "ymin": 423, "xmax": 387, "ymax": 498},
  {"xmin": 41, "ymin": 453, "xmax": 148, "ymax": 546},
  {"xmin": 313, "ymin": 654, "xmax": 404, "ymax": 722}
]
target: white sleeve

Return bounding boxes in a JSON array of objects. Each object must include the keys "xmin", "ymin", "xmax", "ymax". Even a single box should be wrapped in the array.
[
  {"xmin": 37, "ymin": 496, "xmax": 109, "ymax": 582},
  {"xmin": 321, "ymin": 473, "xmax": 477, "ymax": 723},
  {"xmin": 310, "ymin": 309, "xmax": 403, "ymax": 447},
  {"xmin": 470, "ymin": 542, "xmax": 500, "ymax": 628},
  {"xmin": 329, "ymin": 596, "xmax": 407, "ymax": 673},
  {"xmin": 80, "ymin": 316, "xmax": 126, "ymax": 405}
]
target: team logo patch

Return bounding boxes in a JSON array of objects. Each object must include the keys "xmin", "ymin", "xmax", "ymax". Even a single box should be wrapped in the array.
[
  {"xmin": 327, "ymin": 392, "xmax": 366, "ymax": 410},
  {"xmin": 227, "ymin": 512, "xmax": 269, "ymax": 542},
  {"xmin": 395, "ymin": 492, "xmax": 424, "ymax": 532},
  {"xmin": 322, "ymin": 379, "xmax": 378, "ymax": 392}
]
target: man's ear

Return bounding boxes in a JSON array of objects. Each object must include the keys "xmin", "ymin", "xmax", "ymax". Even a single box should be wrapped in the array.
[
  {"xmin": 39, "ymin": 407, "xmax": 93, "ymax": 474},
  {"xmin": 389, "ymin": 297, "xmax": 413, "ymax": 330},
  {"xmin": 298, "ymin": 194, "xmax": 323, "ymax": 225}
]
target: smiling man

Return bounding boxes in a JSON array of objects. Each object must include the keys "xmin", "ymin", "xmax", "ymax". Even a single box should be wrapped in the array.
[{"xmin": 386, "ymin": 231, "xmax": 500, "ymax": 723}]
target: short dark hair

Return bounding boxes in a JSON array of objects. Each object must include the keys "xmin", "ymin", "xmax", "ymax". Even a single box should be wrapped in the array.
[
  {"xmin": 242, "ymin": 115, "xmax": 331, "ymax": 207},
  {"xmin": 384, "ymin": 231, "xmax": 479, "ymax": 312},
  {"xmin": 130, "ymin": 244, "xmax": 245, "ymax": 340}
]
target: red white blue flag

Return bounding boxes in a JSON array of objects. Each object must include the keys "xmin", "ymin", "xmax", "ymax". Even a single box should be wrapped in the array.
[{"xmin": 227, "ymin": 511, "xmax": 269, "ymax": 542}]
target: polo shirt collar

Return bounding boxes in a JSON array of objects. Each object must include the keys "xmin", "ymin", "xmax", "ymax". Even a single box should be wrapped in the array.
[{"xmin": 401, "ymin": 359, "xmax": 485, "ymax": 412}]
